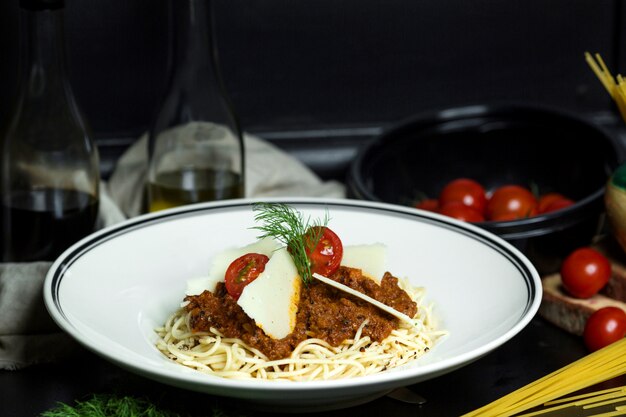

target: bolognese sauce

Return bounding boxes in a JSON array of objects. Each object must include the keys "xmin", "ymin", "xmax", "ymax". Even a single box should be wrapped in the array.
[{"xmin": 184, "ymin": 266, "xmax": 417, "ymax": 360}]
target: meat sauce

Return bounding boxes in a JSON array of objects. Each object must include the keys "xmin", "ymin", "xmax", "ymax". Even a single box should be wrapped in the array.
[{"xmin": 184, "ymin": 266, "xmax": 417, "ymax": 360}]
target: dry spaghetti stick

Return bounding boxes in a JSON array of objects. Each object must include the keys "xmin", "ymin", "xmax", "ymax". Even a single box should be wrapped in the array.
[
  {"xmin": 515, "ymin": 391, "xmax": 626, "ymax": 417},
  {"xmin": 586, "ymin": 52, "xmax": 616, "ymax": 96},
  {"xmin": 586, "ymin": 52, "xmax": 626, "ymax": 123},
  {"xmin": 544, "ymin": 386, "xmax": 626, "ymax": 406},
  {"xmin": 587, "ymin": 411, "xmax": 626, "ymax": 417},
  {"xmin": 584, "ymin": 395, "xmax": 626, "ymax": 409},
  {"xmin": 463, "ymin": 338, "xmax": 626, "ymax": 416}
]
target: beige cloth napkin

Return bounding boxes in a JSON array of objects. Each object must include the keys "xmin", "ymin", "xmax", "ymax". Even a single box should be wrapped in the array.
[{"xmin": 0, "ymin": 133, "xmax": 345, "ymax": 370}]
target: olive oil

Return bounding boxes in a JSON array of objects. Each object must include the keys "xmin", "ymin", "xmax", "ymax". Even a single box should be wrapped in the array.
[
  {"xmin": 1, "ymin": 188, "xmax": 98, "ymax": 262},
  {"xmin": 148, "ymin": 168, "xmax": 243, "ymax": 212}
]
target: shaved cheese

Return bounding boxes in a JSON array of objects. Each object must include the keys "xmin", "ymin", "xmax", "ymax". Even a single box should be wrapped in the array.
[
  {"xmin": 237, "ymin": 248, "xmax": 301, "ymax": 339},
  {"xmin": 185, "ymin": 237, "xmax": 279, "ymax": 296},
  {"xmin": 312, "ymin": 272, "xmax": 416, "ymax": 327},
  {"xmin": 185, "ymin": 277, "xmax": 213, "ymax": 296},
  {"xmin": 341, "ymin": 243, "xmax": 387, "ymax": 282}
]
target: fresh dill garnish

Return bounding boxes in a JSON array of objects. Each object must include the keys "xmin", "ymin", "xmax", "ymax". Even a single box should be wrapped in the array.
[
  {"xmin": 39, "ymin": 394, "xmax": 184, "ymax": 417},
  {"xmin": 39, "ymin": 394, "xmax": 239, "ymax": 417},
  {"xmin": 251, "ymin": 202, "xmax": 328, "ymax": 284}
]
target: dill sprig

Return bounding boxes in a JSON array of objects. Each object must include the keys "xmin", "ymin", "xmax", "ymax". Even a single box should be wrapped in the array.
[
  {"xmin": 39, "ymin": 394, "xmax": 184, "ymax": 417},
  {"xmin": 251, "ymin": 202, "xmax": 328, "ymax": 284},
  {"xmin": 39, "ymin": 394, "xmax": 238, "ymax": 417}
]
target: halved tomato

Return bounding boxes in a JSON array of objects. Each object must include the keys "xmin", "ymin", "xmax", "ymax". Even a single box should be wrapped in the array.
[
  {"xmin": 225, "ymin": 253, "xmax": 270, "ymax": 300},
  {"xmin": 304, "ymin": 226, "xmax": 343, "ymax": 277}
]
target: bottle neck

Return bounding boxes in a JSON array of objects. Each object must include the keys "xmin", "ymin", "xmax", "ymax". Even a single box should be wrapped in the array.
[
  {"xmin": 170, "ymin": 0, "xmax": 220, "ymax": 89},
  {"xmin": 18, "ymin": 5, "xmax": 70, "ymax": 100}
]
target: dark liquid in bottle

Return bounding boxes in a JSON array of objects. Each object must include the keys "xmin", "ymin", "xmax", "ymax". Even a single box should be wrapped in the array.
[
  {"xmin": 1, "ymin": 188, "xmax": 98, "ymax": 262},
  {"xmin": 148, "ymin": 168, "xmax": 243, "ymax": 212}
]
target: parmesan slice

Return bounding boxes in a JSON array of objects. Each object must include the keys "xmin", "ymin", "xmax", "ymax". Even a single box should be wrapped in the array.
[
  {"xmin": 312, "ymin": 272, "xmax": 416, "ymax": 327},
  {"xmin": 341, "ymin": 243, "xmax": 387, "ymax": 282},
  {"xmin": 185, "ymin": 237, "xmax": 279, "ymax": 296},
  {"xmin": 237, "ymin": 248, "xmax": 301, "ymax": 339},
  {"xmin": 185, "ymin": 276, "xmax": 213, "ymax": 296}
]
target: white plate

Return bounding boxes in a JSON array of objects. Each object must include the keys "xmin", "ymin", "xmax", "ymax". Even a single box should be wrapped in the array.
[{"xmin": 44, "ymin": 198, "xmax": 541, "ymax": 411}]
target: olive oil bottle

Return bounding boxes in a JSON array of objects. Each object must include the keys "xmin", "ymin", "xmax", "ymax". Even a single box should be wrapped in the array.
[
  {"xmin": 0, "ymin": 0, "xmax": 100, "ymax": 262},
  {"xmin": 147, "ymin": 0, "xmax": 244, "ymax": 212}
]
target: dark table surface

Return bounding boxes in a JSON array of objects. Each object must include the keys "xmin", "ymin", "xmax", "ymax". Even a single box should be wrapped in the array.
[{"xmin": 0, "ymin": 316, "xmax": 595, "ymax": 417}]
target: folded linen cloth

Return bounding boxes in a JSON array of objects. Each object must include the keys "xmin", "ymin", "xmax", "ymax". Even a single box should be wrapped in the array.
[{"xmin": 0, "ymin": 133, "xmax": 345, "ymax": 370}]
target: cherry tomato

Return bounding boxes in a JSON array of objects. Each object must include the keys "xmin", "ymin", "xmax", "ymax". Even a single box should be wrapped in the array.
[
  {"xmin": 583, "ymin": 307, "xmax": 626, "ymax": 352},
  {"xmin": 537, "ymin": 193, "xmax": 567, "ymax": 213},
  {"xmin": 225, "ymin": 253, "xmax": 270, "ymax": 300},
  {"xmin": 560, "ymin": 247, "xmax": 611, "ymax": 299},
  {"xmin": 488, "ymin": 212, "xmax": 522, "ymax": 222},
  {"xmin": 439, "ymin": 178, "xmax": 488, "ymax": 214},
  {"xmin": 304, "ymin": 226, "xmax": 343, "ymax": 276},
  {"xmin": 538, "ymin": 193, "xmax": 575, "ymax": 214},
  {"xmin": 541, "ymin": 198, "xmax": 575, "ymax": 214},
  {"xmin": 439, "ymin": 201, "xmax": 485, "ymax": 222},
  {"xmin": 415, "ymin": 198, "xmax": 439, "ymax": 212},
  {"xmin": 486, "ymin": 185, "xmax": 538, "ymax": 220}
]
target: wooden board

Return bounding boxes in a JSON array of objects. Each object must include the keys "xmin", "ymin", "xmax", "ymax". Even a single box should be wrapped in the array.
[{"xmin": 538, "ymin": 236, "xmax": 626, "ymax": 335}]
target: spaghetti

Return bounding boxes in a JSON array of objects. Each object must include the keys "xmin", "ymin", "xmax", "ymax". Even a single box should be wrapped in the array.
[
  {"xmin": 155, "ymin": 278, "xmax": 447, "ymax": 381},
  {"xmin": 462, "ymin": 338, "xmax": 626, "ymax": 417},
  {"xmin": 585, "ymin": 52, "xmax": 626, "ymax": 123}
]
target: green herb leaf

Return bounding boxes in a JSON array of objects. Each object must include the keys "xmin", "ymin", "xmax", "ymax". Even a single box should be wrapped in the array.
[
  {"xmin": 251, "ymin": 203, "xmax": 328, "ymax": 284},
  {"xmin": 39, "ymin": 394, "xmax": 241, "ymax": 417},
  {"xmin": 39, "ymin": 394, "xmax": 183, "ymax": 417}
]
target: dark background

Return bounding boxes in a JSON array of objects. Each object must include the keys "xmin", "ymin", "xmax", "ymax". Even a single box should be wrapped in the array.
[{"xmin": 1, "ymin": 0, "xmax": 625, "ymax": 178}]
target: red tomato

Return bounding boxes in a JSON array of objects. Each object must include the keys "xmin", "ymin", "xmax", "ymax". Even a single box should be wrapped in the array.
[
  {"xmin": 488, "ymin": 212, "xmax": 521, "ymax": 222},
  {"xmin": 538, "ymin": 193, "xmax": 575, "ymax": 214},
  {"xmin": 415, "ymin": 198, "xmax": 439, "ymax": 212},
  {"xmin": 225, "ymin": 253, "xmax": 270, "ymax": 300},
  {"xmin": 439, "ymin": 178, "xmax": 488, "ymax": 214},
  {"xmin": 560, "ymin": 248, "xmax": 611, "ymax": 299},
  {"xmin": 486, "ymin": 185, "xmax": 538, "ymax": 220},
  {"xmin": 439, "ymin": 202, "xmax": 485, "ymax": 222},
  {"xmin": 537, "ymin": 193, "xmax": 567, "ymax": 213},
  {"xmin": 541, "ymin": 198, "xmax": 575, "ymax": 214},
  {"xmin": 305, "ymin": 226, "xmax": 343, "ymax": 276},
  {"xmin": 583, "ymin": 307, "xmax": 626, "ymax": 352}
]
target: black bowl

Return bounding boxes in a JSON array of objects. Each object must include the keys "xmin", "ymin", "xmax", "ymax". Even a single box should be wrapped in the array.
[{"xmin": 348, "ymin": 104, "xmax": 622, "ymax": 274}]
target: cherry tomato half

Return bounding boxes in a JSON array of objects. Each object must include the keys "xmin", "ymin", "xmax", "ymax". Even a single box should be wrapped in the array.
[
  {"xmin": 439, "ymin": 178, "xmax": 488, "ymax": 214},
  {"xmin": 560, "ymin": 247, "xmax": 611, "ymax": 299},
  {"xmin": 225, "ymin": 253, "xmax": 270, "ymax": 300},
  {"xmin": 304, "ymin": 226, "xmax": 343, "ymax": 276},
  {"xmin": 439, "ymin": 201, "xmax": 485, "ymax": 222},
  {"xmin": 583, "ymin": 307, "xmax": 626, "ymax": 352},
  {"xmin": 415, "ymin": 198, "xmax": 439, "ymax": 212},
  {"xmin": 486, "ymin": 185, "xmax": 538, "ymax": 221}
]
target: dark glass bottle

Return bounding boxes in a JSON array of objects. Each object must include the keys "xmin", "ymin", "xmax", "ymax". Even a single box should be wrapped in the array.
[
  {"xmin": 147, "ymin": 0, "xmax": 245, "ymax": 213},
  {"xmin": 0, "ymin": 0, "xmax": 100, "ymax": 262}
]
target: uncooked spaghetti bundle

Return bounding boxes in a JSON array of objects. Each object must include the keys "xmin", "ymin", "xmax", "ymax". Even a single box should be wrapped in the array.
[{"xmin": 463, "ymin": 337, "xmax": 626, "ymax": 416}]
